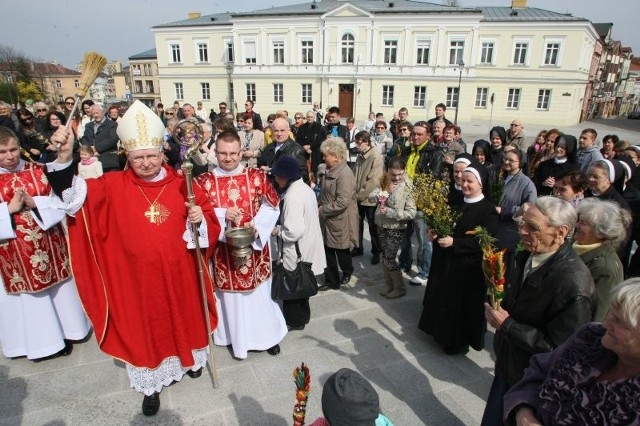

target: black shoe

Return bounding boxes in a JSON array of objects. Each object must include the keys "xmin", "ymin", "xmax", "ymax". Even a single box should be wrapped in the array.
[
  {"xmin": 266, "ymin": 344, "xmax": 280, "ymax": 356},
  {"xmin": 142, "ymin": 393, "xmax": 160, "ymax": 416},
  {"xmin": 443, "ymin": 345, "xmax": 469, "ymax": 356},
  {"xmin": 351, "ymin": 249, "xmax": 363, "ymax": 257},
  {"xmin": 287, "ymin": 325, "xmax": 305, "ymax": 331},
  {"xmin": 186, "ymin": 368, "xmax": 202, "ymax": 379},
  {"xmin": 371, "ymin": 254, "xmax": 380, "ymax": 265},
  {"xmin": 33, "ymin": 340, "xmax": 73, "ymax": 362},
  {"xmin": 318, "ymin": 284, "xmax": 338, "ymax": 291},
  {"xmin": 340, "ymin": 274, "xmax": 352, "ymax": 285}
]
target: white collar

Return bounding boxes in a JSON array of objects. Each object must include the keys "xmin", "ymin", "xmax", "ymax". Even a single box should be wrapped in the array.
[
  {"xmin": 464, "ymin": 193, "xmax": 485, "ymax": 203},
  {"xmin": 214, "ymin": 164, "xmax": 245, "ymax": 176},
  {"xmin": 0, "ymin": 159, "xmax": 26, "ymax": 173},
  {"xmin": 142, "ymin": 166, "xmax": 167, "ymax": 182}
]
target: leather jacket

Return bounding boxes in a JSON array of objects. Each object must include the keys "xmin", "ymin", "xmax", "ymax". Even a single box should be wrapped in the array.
[{"xmin": 493, "ymin": 240, "xmax": 596, "ymax": 385}]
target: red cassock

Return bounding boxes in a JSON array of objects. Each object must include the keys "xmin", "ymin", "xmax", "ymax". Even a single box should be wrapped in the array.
[
  {"xmin": 196, "ymin": 167, "xmax": 279, "ymax": 292},
  {"xmin": 67, "ymin": 166, "xmax": 220, "ymax": 368},
  {"xmin": 0, "ymin": 163, "xmax": 70, "ymax": 294}
]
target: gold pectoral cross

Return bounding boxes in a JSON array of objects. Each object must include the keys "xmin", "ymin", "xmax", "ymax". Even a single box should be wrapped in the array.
[{"xmin": 145, "ymin": 204, "xmax": 161, "ymax": 224}]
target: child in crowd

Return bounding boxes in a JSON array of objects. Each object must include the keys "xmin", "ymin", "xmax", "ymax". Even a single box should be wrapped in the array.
[{"xmin": 78, "ymin": 145, "xmax": 103, "ymax": 179}]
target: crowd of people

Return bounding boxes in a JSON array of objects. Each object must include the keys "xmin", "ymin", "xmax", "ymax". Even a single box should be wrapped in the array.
[{"xmin": 1, "ymin": 95, "xmax": 640, "ymax": 423}]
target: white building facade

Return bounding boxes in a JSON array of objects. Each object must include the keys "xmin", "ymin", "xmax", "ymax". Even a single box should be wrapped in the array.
[{"xmin": 152, "ymin": 0, "xmax": 598, "ymax": 126}]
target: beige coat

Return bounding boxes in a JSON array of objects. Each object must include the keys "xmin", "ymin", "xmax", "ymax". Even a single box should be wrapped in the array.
[
  {"xmin": 238, "ymin": 129, "xmax": 265, "ymax": 168},
  {"xmin": 354, "ymin": 147, "xmax": 384, "ymax": 207},
  {"xmin": 319, "ymin": 161, "xmax": 358, "ymax": 249}
]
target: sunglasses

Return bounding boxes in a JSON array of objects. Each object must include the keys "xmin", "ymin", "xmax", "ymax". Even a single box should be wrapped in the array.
[
  {"xmin": 295, "ymin": 116, "xmax": 302, "ymax": 119},
  {"xmin": 165, "ymin": 112, "xmax": 174, "ymax": 116},
  {"xmin": 65, "ymin": 102, "xmax": 74, "ymax": 105},
  {"xmin": 37, "ymin": 108, "xmax": 48, "ymax": 112}
]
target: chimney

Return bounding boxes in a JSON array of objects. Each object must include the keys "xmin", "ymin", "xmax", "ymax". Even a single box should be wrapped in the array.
[
  {"xmin": 511, "ymin": 0, "xmax": 527, "ymax": 8},
  {"xmin": 188, "ymin": 12, "xmax": 201, "ymax": 19}
]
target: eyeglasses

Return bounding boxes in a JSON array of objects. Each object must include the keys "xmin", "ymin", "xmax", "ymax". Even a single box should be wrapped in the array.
[
  {"xmin": 65, "ymin": 101, "xmax": 74, "ymax": 105},
  {"xmin": 129, "ymin": 153, "xmax": 162, "ymax": 164},
  {"xmin": 295, "ymin": 116, "xmax": 302, "ymax": 119},
  {"xmin": 510, "ymin": 123, "xmax": 521, "ymax": 127},
  {"xmin": 36, "ymin": 108, "xmax": 48, "ymax": 112},
  {"xmin": 165, "ymin": 112, "xmax": 174, "ymax": 116}
]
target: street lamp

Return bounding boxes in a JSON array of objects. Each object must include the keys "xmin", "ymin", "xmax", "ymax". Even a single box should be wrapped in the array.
[{"xmin": 453, "ymin": 60, "xmax": 464, "ymax": 125}]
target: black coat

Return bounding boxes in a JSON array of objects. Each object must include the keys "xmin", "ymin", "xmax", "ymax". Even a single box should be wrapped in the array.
[
  {"xmin": 80, "ymin": 119, "xmax": 120, "ymax": 171},
  {"xmin": 533, "ymin": 158, "xmax": 578, "ymax": 196},
  {"xmin": 258, "ymin": 139, "xmax": 308, "ymax": 182},
  {"xmin": 401, "ymin": 142, "xmax": 448, "ymax": 181},
  {"xmin": 418, "ymin": 197, "xmax": 500, "ymax": 351},
  {"xmin": 296, "ymin": 122, "xmax": 327, "ymax": 173},
  {"xmin": 493, "ymin": 241, "xmax": 596, "ymax": 386}
]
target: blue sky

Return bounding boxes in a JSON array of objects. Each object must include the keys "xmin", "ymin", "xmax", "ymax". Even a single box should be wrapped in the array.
[{"xmin": 2, "ymin": 0, "xmax": 636, "ymax": 69}]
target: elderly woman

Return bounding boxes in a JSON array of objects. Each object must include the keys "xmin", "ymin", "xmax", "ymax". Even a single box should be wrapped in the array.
[
  {"xmin": 552, "ymin": 169, "xmax": 588, "ymax": 208},
  {"xmin": 419, "ymin": 164, "xmax": 500, "ymax": 355},
  {"xmin": 481, "ymin": 196, "xmax": 596, "ymax": 425},
  {"xmin": 238, "ymin": 115, "xmax": 265, "ymax": 168},
  {"xmin": 318, "ymin": 137, "xmax": 358, "ymax": 291},
  {"xmin": 504, "ymin": 279, "xmax": 640, "ymax": 425},
  {"xmin": 352, "ymin": 131, "xmax": 384, "ymax": 264},
  {"xmin": 574, "ymin": 198, "xmax": 632, "ymax": 320},
  {"xmin": 369, "ymin": 156, "xmax": 416, "ymax": 298},
  {"xmin": 271, "ymin": 156, "xmax": 326, "ymax": 330},
  {"xmin": 587, "ymin": 159, "xmax": 631, "ymax": 210}
]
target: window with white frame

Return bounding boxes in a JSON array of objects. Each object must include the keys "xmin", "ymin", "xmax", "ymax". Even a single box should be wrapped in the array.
[
  {"xmin": 383, "ymin": 40, "xmax": 398, "ymax": 65},
  {"xmin": 544, "ymin": 43, "xmax": 560, "ymax": 66},
  {"xmin": 537, "ymin": 89, "xmax": 551, "ymax": 110},
  {"xmin": 246, "ymin": 83, "xmax": 256, "ymax": 102},
  {"xmin": 507, "ymin": 88, "xmax": 521, "ymax": 108},
  {"xmin": 475, "ymin": 87, "xmax": 488, "ymax": 107},
  {"xmin": 196, "ymin": 42, "xmax": 209, "ymax": 63},
  {"xmin": 449, "ymin": 40, "xmax": 464, "ymax": 65},
  {"xmin": 382, "ymin": 85, "xmax": 394, "ymax": 106},
  {"xmin": 244, "ymin": 40, "xmax": 257, "ymax": 64},
  {"xmin": 446, "ymin": 87, "xmax": 459, "ymax": 108},
  {"xmin": 414, "ymin": 86, "xmax": 426, "ymax": 107},
  {"xmin": 341, "ymin": 34, "xmax": 355, "ymax": 64},
  {"xmin": 480, "ymin": 42, "xmax": 494, "ymax": 64},
  {"xmin": 512, "ymin": 42, "xmax": 528, "ymax": 65},
  {"xmin": 174, "ymin": 82, "xmax": 183, "ymax": 100},
  {"xmin": 169, "ymin": 43, "xmax": 182, "ymax": 63},
  {"xmin": 55, "ymin": 80, "xmax": 62, "ymax": 88},
  {"xmin": 225, "ymin": 40, "xmax": 234, "ymax": 63},
  {"xmin": 301, "ymin": 40, "xmax": 314, "ymax": 64},
  {"xmin": 201, "ymin": 82, "xmax": 211, "ymax": 100},
  {"xmin": 301, "ymin": 84, "xmax": 312, "ymax": 104},
  {"xmin": 272, "ymin": 40, "xmax": 285, "ymax": 64},
  {"xmin": 273, "ymin": 83, "xmax": 284, "ymax": 103},
  {"xmin": 416, "ymin": 39, "xmax": 430, "ymax": 65}
]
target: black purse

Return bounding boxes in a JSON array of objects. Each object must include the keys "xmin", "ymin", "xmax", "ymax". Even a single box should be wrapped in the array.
[{"xmin": 271, "ymin": 240, "xmax": 318, "ymax": 301}]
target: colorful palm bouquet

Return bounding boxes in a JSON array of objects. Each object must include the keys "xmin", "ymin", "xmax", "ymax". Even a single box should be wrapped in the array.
[
  {"xmin": 292, "ymin": 363, "xmax": 311, "ymax": 426},
  {"xmin": 466, "ymin": 226, "xmax": 506, "ymax": 309},
  {"xmin": 412, "ymin": 173, "xmax": 460, "ymax": 237}
]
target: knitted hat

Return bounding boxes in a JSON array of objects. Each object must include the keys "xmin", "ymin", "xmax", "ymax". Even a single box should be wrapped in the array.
[
  {"xmin": 321, "ymin": 368, "xmax": 380, "ymax": 426},
  {"xmin": 271, "ymin": 155, "xmax": 303, "ymax": 181}
]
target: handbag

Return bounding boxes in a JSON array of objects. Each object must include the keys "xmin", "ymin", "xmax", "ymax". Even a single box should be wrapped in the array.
[{"xmin": 271, "ymin": 239, "xmax": 318, "ymax": 301}]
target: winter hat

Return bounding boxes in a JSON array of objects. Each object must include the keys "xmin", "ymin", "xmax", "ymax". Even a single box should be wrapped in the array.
[
  {"xmin": 321, "ymin": 368, "xmax": 380, "ymax": 426},
  {"xmin": 271, "ymin": 155, "xmax": 303, "ymax": 181}
]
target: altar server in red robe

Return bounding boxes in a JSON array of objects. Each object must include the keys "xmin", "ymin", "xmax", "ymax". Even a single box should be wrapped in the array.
[
  {"xmin": 47, "ymin": 101, "xmax": 220, "ymax": 417},
  {"xmin": 0, "ymin": 127, "xmax": 90, "ymax": 361},
  {"xmin": 196, "ymin": 131, "xmax": 287, "ymax": 360}
]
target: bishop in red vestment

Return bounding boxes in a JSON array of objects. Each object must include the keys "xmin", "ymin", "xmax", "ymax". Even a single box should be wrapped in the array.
[{"xmin": 47, "ymin": 101, "xmax": 220, "ymax": 416}]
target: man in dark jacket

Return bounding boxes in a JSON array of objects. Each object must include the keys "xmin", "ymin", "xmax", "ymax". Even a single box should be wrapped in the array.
[
  {"xmin": 324, "ymin": 106, "xmax": 348, "ymax": 141},
  {"xmin": 296, "ymin": 110, "xmax": 327, "ymax": 174},
  {"xmin": 80, "ymin": 104, "xmax": 120, "ymax": 172},
  {"xmin": 481, "ymin": 196, "xmax": 596, "ymax": 426},
  {"xmin": 258, "ymin": 118, "xmax": 307, "ymax": 183}
]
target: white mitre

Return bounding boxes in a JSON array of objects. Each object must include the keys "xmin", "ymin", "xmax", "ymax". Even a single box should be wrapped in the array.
[{"xmin": 117, "ymin": 100, "xmax": 165, "ymax": 152}]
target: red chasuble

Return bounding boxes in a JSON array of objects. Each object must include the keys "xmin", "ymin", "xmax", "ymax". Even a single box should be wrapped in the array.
[
  {"xmin": 67, "ymin": 165, "xmax": 220, "ymax": 368},
  {"xmin": 196, "ymin": 168, "xmax": 279, "ymax": 292},
  {"xmin": 0, "ymin": 163, "xmax": 70, "ymax": 294}
]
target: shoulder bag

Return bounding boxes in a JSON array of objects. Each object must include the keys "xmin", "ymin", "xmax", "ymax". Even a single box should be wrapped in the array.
[{"xmin": 271, "ymin": 239, "xmax": 318, "ymax": 301}]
